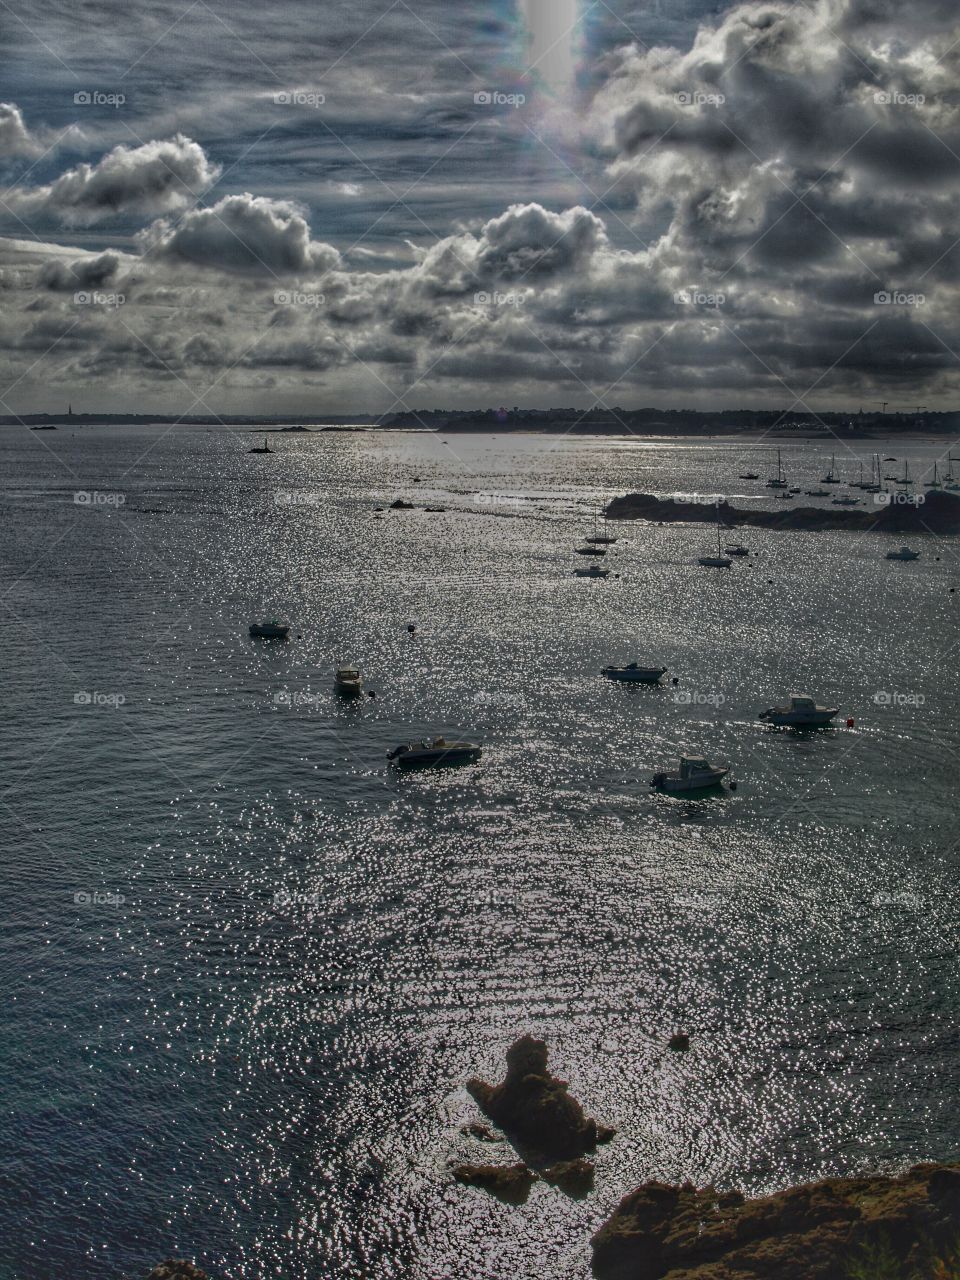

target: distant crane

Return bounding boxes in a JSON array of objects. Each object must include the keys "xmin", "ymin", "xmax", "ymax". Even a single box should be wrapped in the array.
[{"xmin": 880, "ymin": 401, "xmax": 888, "ymax": 415}]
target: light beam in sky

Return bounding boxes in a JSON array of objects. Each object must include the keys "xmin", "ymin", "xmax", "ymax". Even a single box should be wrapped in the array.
[{"xmin": 520, "ymin": 0, "xmax": 580, "ymax": 95}]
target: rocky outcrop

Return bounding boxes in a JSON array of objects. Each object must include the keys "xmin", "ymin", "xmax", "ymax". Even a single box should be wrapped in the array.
[
  {"xmin": 604, "ymin": 490, "xmax": 960, "ymax": 534},
  {"xmin": 145, "ymin": 1263, "xmax": 208, "ymax": 1280},
  {"xmin": 543, "ymin": 1158, "xmax": 596, "ymax": 1197},
  {"xmin": 591, "ymin": 1163, "xmax": 960, "ymax": 1280},
  {"xmin": 452, "ymin": 1161, "xmax": 537, "ymax": 1204},
  {"xmin": 466, "ymin": 1035, "xmax": 615, "ymax": 1164}
]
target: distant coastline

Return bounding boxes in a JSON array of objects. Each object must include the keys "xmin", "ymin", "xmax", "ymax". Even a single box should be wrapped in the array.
[{"xmin": 3, "ymin": 407, "xmax": 960, "ymax": 435}]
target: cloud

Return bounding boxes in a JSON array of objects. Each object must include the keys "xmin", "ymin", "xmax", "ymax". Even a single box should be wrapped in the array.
[
  {"xmin": 140, "ymin": 193, "xmax": 341, "ymax": 277},
  {"xmin": 0, "ymin": 103, "xmax": 44, "ymax": 158},
  {"xmin": 7, "ymin": 135, "xmax": 219, "ymax": 225},
  {"xmin": 38, "ymin": 251, "xmax": 124, "ymax": 291}
]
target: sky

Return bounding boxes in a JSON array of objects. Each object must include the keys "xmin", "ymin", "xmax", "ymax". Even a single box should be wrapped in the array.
[{"xmin": 1, "ymin": 0, "xmax": 958, "ymax": 416}]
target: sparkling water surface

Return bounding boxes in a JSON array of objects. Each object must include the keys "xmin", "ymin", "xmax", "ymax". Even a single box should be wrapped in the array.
[{"xmin": 1, "ymin": 425, "xmax": 958, "ymax": 1280}]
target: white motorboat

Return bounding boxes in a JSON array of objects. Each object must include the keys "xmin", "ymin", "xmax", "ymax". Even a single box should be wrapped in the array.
[
  {"xmin": 574, "ymin": 563, "xmax": 611, "ymax": 578},
  {"xmin": 724, "ymin": 544, "xmax": 749, "ymax": 556},
  {"xmin": 387, "ymin": 737, "xmax": 482, "ymax": 769},
  {"xmin": 886, "ymin": 546, "xmax": 921, "ymax": 561},
  {"xmin": 249, "ymin": 619, "xmax": 290, "ymax": 639},
  {"xmin": 758, "ymin": 694, "xmax": 838, "ymax": 727},
  {"xmin": 831, "ymin": 493, "xmax": 860, "ymax": 505},
  {"xmin": 601, "ymin": 663, "xmax": 667, "ymax": 684},
  {"xmin": 651, "ymin": 756, "xmax": 729, "ymax": 793},
  {"xmin": 334, "ymin": 666, "xmax": 363, "ymax": 696}
]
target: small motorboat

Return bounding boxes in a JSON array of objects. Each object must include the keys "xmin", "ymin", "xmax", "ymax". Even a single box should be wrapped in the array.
[
  {"xmin": 831, "ymin": 494, "xmax": 860, "ymax": 505},
  {"xmin": 334, "ymin": 667, "xmax": 363, "ymax": 696},
  {"xmin": 249, "ymin": 619, "xmax": 290, "ymax": 639},
  {"xmin": 387, "ymin": 738, "xmax": 482, "ymax": 769},
  {"xmin": 805, "ymin": 488, "xmax": 829, "ymax": 496},
  {"xmin": 652, "ymin": 756, "xmax": 729, "ymax": 793},
  {"xmin": 724, "ymin": 544, "xmax": 749, "ymax": 556},
  {"xmin": 575, "ymin": 545, "xmax": 607, "ymax": 556},
  {"xmin": 574, "ymin": 563, "xmax": 611, "ymax": 578},
  {"xmin": 774, "ymin": 493, "xmax": 794, "ymax": 500},
  {"xmin": 739, "ymin": 472, "xmax": 759, "ymax": 480},
  {"xmin": 601, "ymin": 663, "xmax": 667, "ymax": 684},
  {"xmin": 586, "ymin": 535, "xmax": 618, "ymax": 545},
  {"xmin": 758, "ymin": 694, "xmax": 838, "ymax": 727},
  {"xmin": 886, "ymin": 546, "xmax": 921, "ymax": 561}
]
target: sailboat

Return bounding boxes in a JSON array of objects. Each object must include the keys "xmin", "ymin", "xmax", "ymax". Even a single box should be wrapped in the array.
[
  {"xmin": 249, "ymin": 435, "xmax": 272, "ymax": 454},
  {"xmin": 822, "ymin": 454, "xmax": 840, "ymax": 483},
  {"xmin": 585, "ymin": 506, "xmax": 618, "ymax": 544},
  {"xmin": 765, "ymin": 449, "xmax": 787, "ymax": 488},
  {"xmin": 698, "ymin": 505, "xmax": 733, "ymax": 568},
  {"xmin": 925, "ymin": 462, "xmax": 942, "ymax": 489},
  {"xmin": 897, "ymin": 459, "xmax": 912, "ymax": 487},
  {"xmin": 945, "ymin": 455, "xmax": 960, "ymax": 491}
]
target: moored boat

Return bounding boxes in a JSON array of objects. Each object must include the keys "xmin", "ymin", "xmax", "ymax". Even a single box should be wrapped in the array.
[
  {"xmin": 886, "ymin": 546, "xmax": 921, "ymax": 561},
  {"xmin": 249, "ymin": 619, "xmax": 290, "ymax": 639},
  {"xmin": 758, "ymin": 694, "xmax": 838, "ymax": 727},
  {"xmin": 387, "ymin": 737, "xmax": 482, "ymax": 769},
  {"xmin": 601, "ymin": 663, "xmax": 667, "ymax": 684},
  {"xmin": 334, "ymin": 666, "xmax": 363, "ymax": 696},
  {"xmin": 652, "ymin": 756, "xmax": 729, "ymax": 793}
]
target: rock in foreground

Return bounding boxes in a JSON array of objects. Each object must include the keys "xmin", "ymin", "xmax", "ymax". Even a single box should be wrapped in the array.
[
  {"xmin": 452, "ymin": 1161, "xmax": 537, "ymax": 1204},
  {"xmin": 146, "ymin": 1263, "xmax": 208, "ymax": 1280},
  {"xmin": 467, "ymin": 1035, "xmax": 614, "ymax": 1164},
  {"xmin": 591, "ymin": 1163, "xmax": 960, "ymax": 1280}
]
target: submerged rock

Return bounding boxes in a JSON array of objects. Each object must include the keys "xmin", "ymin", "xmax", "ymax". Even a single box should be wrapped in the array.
[
  {"xmin": 591, "ymin": 1163, "xmax": 960, "ymax": 1280},
  {"xmin": 668, "ymin": 1033, "xmax": 690, "ymax": 1052},
  {"xmin": 466, "ymin": 1034, "xmax": 615, "ymax": 1164},
  {"xmin": 146, "ymin": 1263, "xmax": 208, "ymax": 1280},
  {"xmin": 543, "ymin": 1158, "xmax": 596, "ymax": 1197},
  {"xmin": 389, "ymin": 498, "xmax": 416, "ymax": 509},
  {"xmin": 452, "ymin": 1161, "xmax": 537, "ymax": 1204},
  {"xmin": 462, "ymin": 1120, "xmax": 501, "ymax": 1141}
]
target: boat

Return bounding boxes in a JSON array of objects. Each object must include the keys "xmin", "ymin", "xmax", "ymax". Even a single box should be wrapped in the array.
[
  {"xmin": 651, "ymin": 756, "xmax": 729, "ymax": 793},
  {"xmin": 575, "ymin": 545, "xmax": 607, "ymax": 556},
  {"xmin": 944, "ymin": 456, "xmax": 960, "ymax": 491},
  {"xmin": 724, "ymin": 544, "xmax": 749, "ymax": 556},
  {"xmin": 925, "ymin": 463, "xmax": 942, "ymax": 489},
  {"xmin": 831, "ymin": 493, "xmax": 860, "ymax": 505},
  {"xmin": 387, "ymin": 737, "xmax": 482, "ymax": 769},
  {"xmin": 601, "ymin": 663, "xmax": 667, "ymax": 684},
  {"xmin": 805, "ymin": 488, "xmax": 829, "ymax": 497},
  {"xmin": 248, "ymin": 435, "xmax": 272, "ymax": 454},
  {"xmin": 699, "ymin": 505, "xmax": 733, "ymax": 568},
  {"xmin": 574, "ymin": 563, "xmax": 611, "ymax": 578},
  {"xmin": 774, "ymin": 492, "xmax": 794, "ymax": 500},
  {"xmin": 886, "ymin": 546, "xmax": 921, "ymax": 561},
  {"xmin": 897, "ymin": 460, "xmax": 912, "ymax": 487},
  {"xmin": 822, "ymin": 454, "xmax": 841, "ymax": 483},
  {"xmin": 765, "ymin": 449, "xmax": 787, "ymax": 488},
  {"xmin": 585, "ymin": 507, "xmax": 618, "ymax": 544},
  {"xmin": 334, "ymin": 666, "xmax": 363, "ymax": 696},
  {"xmin": 758, "ymin": 694, "xmax": 838, "ymax": 727},
  {"xmin": 249, "ymin": 619, "xmax": 290, "ymax": 639},
  {"xmin": 739, "ymin": 472, "xmax": 759, "ymax": 480}
]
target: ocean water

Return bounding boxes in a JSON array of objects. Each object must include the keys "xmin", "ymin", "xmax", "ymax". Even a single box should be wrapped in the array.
[{"xmin": 1, "ymin": 425, "xmax": 958, "ymax": 1280}]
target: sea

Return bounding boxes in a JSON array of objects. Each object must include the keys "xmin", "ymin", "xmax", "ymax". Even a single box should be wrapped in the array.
[{"xmin": 1, "ymin": 424, "xmax": 958, "ymax": 1280}]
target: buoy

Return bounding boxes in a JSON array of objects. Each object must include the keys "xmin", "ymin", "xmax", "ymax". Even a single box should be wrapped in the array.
[
  {"xmin": 407, "ymin": 623, "xmax": 416, "ymax": 634},
  {"xmin": 672, "ymin": 676, "xmax": 680, "ymax": 685},
  {"xmin": 729, "ymin": 780, "xmax": 738, "ymax": 791},
  {"xmin": 368, "ymin": 690, "xmax": 376, "ymax": 699},
  {"xmin": 846, "ymin": 717, "xmax": 855, "ymax": 728}
]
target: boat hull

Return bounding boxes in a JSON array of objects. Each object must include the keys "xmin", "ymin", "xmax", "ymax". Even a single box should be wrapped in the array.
[
  {"xmin": 652, "ymin": 768, "xmax": 728, "ymax": 793},
  {"xmin": 759, "ymin": 710, "xmax": 837, "ymax": 727},
  {"xmin": 389, "ymin": 745, "xmax": 482, "ymax": 770},
  {"xmin": 249, "ymin": 624, "xmax": 289, "ymax": 639},
  {"xmin": 602, "ymin": 666, "xmax": 666, "ymax": 684}
]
